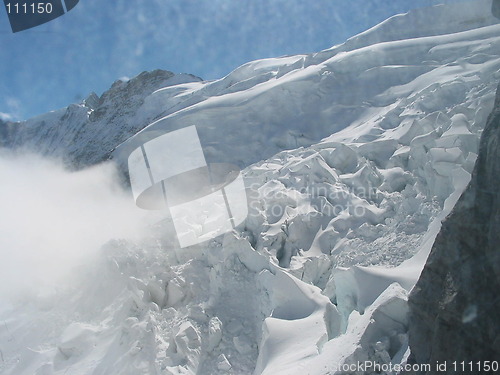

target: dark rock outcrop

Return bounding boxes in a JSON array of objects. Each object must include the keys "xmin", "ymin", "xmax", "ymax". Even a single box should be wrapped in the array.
[
  {"xmin": 1, "ymin": 70, "xmax": 202, "ymax": 169},
  {"xmin": 407, "ymin": 81, "xmax": 500, "ymax": 372},
  {"xmin": 493, "ymin": 0, "xmax": 500, "ymax": 19}
]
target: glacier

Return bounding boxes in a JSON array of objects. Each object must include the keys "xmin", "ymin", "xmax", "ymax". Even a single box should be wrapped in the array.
[{"xmin": 0, "ymin": 1, "xmax": 499, "ymax": 374}]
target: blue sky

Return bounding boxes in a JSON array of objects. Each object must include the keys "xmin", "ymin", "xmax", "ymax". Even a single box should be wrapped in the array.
[{"xmin": 0, "ymin": 0, "xmax": 466, "ymax": 120}]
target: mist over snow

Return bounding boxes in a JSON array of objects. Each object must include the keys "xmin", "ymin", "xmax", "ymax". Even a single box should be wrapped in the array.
[{"xmin": 0, "ymin": 150, "xmax": 150, "ymax": 301}]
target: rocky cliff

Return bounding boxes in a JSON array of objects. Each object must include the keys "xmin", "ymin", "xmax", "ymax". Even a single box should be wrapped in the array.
[
  {"xmin": 0, "ymin": 70, "xmax": 202, "ymax": 168},
  {"xmin": 408, "ymin": 80, "xmax": 500, "ymax": 372}
]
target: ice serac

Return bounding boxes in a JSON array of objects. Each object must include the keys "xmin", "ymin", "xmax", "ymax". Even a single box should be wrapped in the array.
[{"xmin": 408, "ymin": 81, "xmax": 500, "ymax": 370}]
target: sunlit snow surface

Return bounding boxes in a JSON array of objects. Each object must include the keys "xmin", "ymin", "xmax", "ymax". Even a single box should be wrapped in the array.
[{"xmin": 1, "ymin": 1, "xmax": 500, "ymax": 374}]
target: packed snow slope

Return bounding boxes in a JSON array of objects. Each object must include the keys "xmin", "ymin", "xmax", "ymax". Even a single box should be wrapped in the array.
[{"xmin": 1, "ymin": 1, "xmax": 499, "ymax": 374}]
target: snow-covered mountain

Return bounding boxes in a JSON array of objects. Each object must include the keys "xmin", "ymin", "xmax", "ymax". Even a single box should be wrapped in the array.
[{"xmin": 0, "ymin": 1, "xmax": 499, "ymax": 374}]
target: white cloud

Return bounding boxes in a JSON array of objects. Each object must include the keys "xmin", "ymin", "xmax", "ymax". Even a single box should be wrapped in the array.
[{"xmin": 0, "ymin": 150, "xmax": 150, "ymax": 301}]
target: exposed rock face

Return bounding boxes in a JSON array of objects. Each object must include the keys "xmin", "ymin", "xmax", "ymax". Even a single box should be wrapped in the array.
[
  {"xmin": 408, "ymin": 82, "xmax": 500, "ymax": 371},
  {"xmin": 493, "ymin": 0, "xmax": 500, "ymax": 19},
  {"xmin": 1, "ymin": 70, "xmax": 202, "ymax": 168}
]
